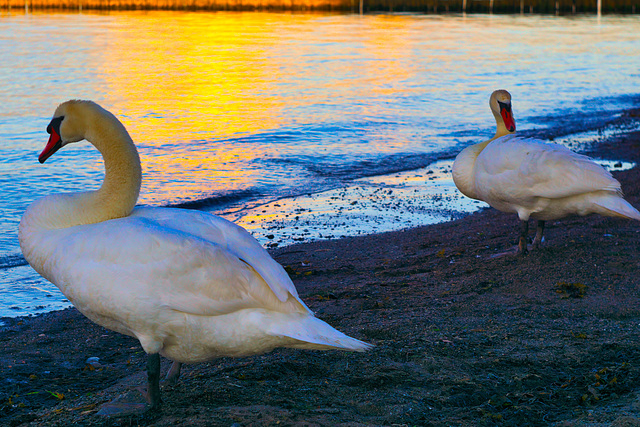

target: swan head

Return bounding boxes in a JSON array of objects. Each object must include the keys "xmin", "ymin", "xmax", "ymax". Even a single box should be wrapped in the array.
[
  {"xmin": 489, "ymin": 89, "xmax": 516, "ymax": 135},
  {"xmin": 39, "ymin": 100, "xmax": 102, "ymax": 163}
]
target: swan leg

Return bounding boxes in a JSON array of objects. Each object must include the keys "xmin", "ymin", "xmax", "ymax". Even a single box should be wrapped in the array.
[
  {"xmin": 164, "ymin": 361, "xmax": 182, "ymax": 385},
  {"xmin": 147, "ymin": 353, "xmax": 162, "ymax": 409},
  {"xmin": 532, "ymin": 220, "xmax": 545, "ymax": 249},
  {"xmin": 517, "ymin": 220, "xmax": 529, "ymax": 255},
  {"xmin": 95, "ymin": 354, "xmax": 162, "ymax": 417}
]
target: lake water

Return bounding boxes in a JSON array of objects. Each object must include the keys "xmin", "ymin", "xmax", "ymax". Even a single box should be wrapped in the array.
[{"xmin": 1, "ymin": 11, "xmax": 640, "ymax": 317}]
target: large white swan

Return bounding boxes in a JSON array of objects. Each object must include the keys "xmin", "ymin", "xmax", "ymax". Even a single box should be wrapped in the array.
[
  {"xmin": 452, "ymin": 90, "xmax": 640, "ymax": 254},
  {"xmin": 19, "ymin": 100, "xmax": 371, "ymax": 413}
]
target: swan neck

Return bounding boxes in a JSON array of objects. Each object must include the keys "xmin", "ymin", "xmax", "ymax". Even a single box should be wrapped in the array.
[
  {"xmin": 80, "ymin": 112, "xmax": 143, "ymax": 225},
  {"xmin": 96, "ymin": 122, "xmax": 142, "ymax": 217},
  {"xmin": 23, "ymin": 108, "xmax": 142, "ymax": 232},
  {"xmin": 493, "ymin": 110, "xmax": 513, "ymax": 140}
]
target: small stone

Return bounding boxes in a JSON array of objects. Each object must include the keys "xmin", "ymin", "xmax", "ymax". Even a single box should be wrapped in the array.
[{"xmin": 85, "ymin": 357, "xmax": 101, "ymax": 368}]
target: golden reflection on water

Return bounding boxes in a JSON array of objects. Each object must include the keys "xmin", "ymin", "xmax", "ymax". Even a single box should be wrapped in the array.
[
  {"xmin": 93, "ymin": 13, "xmax": 293, "ymax": 203},
  {"xmin": 103, "ymin": 13, "xmax": 290, "ymax": 135},
  {"xmin": 84, "ymin": 12, "xmax": 436, "ymax": 204}
]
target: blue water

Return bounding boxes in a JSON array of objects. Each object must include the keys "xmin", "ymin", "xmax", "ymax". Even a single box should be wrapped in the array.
[{"xmin": 1, "ymin": 11, "xmax": 640, "ymax": 317}]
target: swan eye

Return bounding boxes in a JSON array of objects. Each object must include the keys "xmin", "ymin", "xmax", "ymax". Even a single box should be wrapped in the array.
[
  {"xmin": 497, "ymin": 101, "xmax": 511, "ymax": 112},
  {"xmin": 47, "ymin": 116, "xmax": 64, "ymax": 134}
]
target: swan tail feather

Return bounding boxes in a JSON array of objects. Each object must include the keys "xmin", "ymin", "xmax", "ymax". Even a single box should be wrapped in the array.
[
  {"xmin": 594, "ymin": 197, "xmax": 640, "ymax": 221},
  {"xmin": 267, "ymin": 314, "xmax": 373, "ymax": 352}
]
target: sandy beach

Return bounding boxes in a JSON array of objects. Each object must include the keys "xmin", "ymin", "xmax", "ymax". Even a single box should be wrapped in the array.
[{"xmin": 2, "ymin": 110, "xmax": 640, "ymax": 426}]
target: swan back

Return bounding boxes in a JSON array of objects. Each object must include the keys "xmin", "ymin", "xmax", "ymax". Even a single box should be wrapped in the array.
[
  {"xmin": 476, "ymin": 135, "xmax": 621, "ymax": 198},
  {"xmin": 471, "ymin": 135, "xmax": 633, "ymax": 221},
  {"xmin": 131, "ymin": 207, "xmax": 311, "ymax": 310}
]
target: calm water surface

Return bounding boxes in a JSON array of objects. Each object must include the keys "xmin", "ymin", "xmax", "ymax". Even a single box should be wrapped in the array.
[{"xmin": 1, "ymin": 11, "xmax": 640, "ymax": 316}]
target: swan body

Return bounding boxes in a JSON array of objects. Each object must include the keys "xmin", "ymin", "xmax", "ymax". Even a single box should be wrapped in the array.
[
  {"xmin": 453, "ymin": 90, "xmax": 640, "ymax": 253},
  {"xmin": 19, "ymin": 100, "xmax": 370, "ymax": 410},
  {"xmin": 21, "ymin": 205, "xmax": 363, "ymax": 361}
]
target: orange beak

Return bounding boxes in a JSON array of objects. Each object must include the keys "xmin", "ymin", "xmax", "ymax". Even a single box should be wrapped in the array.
[
  {"xmin": 499, "ymin": 102, "xmax": 516, "ymax": 132},
  {"xmin": 40, "ymin": 116, "xmax": 64, "ymax": 163}
]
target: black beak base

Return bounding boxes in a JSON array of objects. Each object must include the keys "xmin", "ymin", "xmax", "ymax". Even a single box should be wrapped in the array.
[{"xmin": 39, "ymin": 116, "xmax": 64, "ymax": 164}]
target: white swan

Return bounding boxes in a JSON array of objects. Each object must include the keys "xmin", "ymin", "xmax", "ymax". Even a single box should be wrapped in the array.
[
  {"xmin": 452, "ymin": 90, "xmax": 640, "ymax": 254},
  {"xmin": 19, "ymin": 100, "xmax": 371, "ymax": 413}
]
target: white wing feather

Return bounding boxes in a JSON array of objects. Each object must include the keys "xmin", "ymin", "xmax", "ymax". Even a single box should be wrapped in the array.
[
  {"xmin": 476, "ymin": 135, "xmax": 620, "ymax": 201},
  {"xmin": 130, "ymin": 207, "xmax": 310, "ymax": 311},
  {"xmin": 41, "ymin": 213, "xmax": 308, "ymax": 320}
]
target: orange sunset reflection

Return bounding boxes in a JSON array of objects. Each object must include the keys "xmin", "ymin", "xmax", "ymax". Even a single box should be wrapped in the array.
[
  {"xmin": 80, "ymin": 12, "xmax": 447, "ymax": 206},
  {"xmin": 91, "ymin": 12, "xmax": 300, "ymax": 204}
]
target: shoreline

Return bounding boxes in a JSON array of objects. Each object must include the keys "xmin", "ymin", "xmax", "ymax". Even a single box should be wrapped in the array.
[
  {"xmin": 1, "ymin": 114, "xmax": 640, "ymax": 424},
  {"xmin": 3, "ymin": 115, "xmax": 638, "ymax": 318}
]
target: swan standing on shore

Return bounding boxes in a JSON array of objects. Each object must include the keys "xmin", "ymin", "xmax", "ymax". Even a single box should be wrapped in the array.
[
  {"xmin": 452, "ymin": 90, "xmax": 640, "ymax": 254},
  {"xmin": 19, "ymin": 100, "xmax": 371, "ymax": 414}
]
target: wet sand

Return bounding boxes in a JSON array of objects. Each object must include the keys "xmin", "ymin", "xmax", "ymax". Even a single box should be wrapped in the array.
[{"xmin": 1, "ymin": 114, "xmax": 640, "ymax": 426}]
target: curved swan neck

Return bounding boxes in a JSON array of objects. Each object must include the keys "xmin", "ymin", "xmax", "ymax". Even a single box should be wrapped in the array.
[
  {"xmin": 91, "ymin": 109, "xmax": 142, "ymax": 220},
  {"xmin": 454, "ymin": 90, "xmax": 516, "ymax": 201},
  {"xmin": 489, "ymin": 89, "xmax": 515, "ymax": 140},
  {"xmin": 23, "ymin": 103, "xmax": 142, "ymax": 231},
  {"xmin": 492, "ymin": 112, "xmax": 513, "ymax": 140}
]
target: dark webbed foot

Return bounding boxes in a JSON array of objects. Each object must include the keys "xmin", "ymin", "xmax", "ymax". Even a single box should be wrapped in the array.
[{"xmin": 490, "ymin": 247, "xmax": 521, "ymax": 258}]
